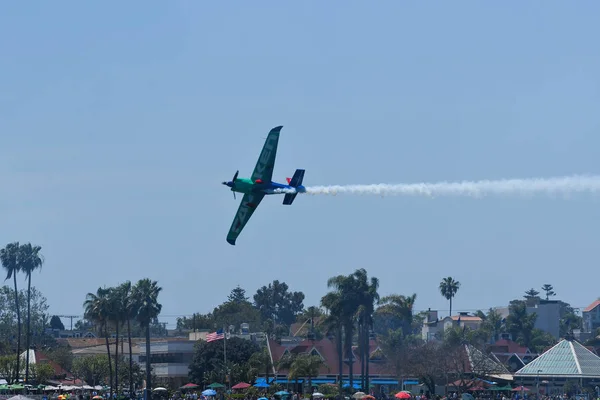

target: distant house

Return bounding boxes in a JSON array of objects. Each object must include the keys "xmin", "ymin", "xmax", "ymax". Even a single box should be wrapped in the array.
[
  {"xmin": 46, "ymin": 328, "xmax": 97, "ymax": 339},
  {"xmin": 266, "ymin": 337, "xmax": 399, "ymax": 388},
  {"xmin": 422, "ymin": 311, "xmax": 483, "ymax": 341},
  {"xmin": 583, "ymin": 300, "xmax": 600, "ymax": 333},
  {"xmin": 20, "ymin": 349, "xmax": 84, "ymax": 385},
  {"xmin": 487, "ymin": 339, "xmax": 535, "ymax": 372},
  {"xmin": 526, "ymin": 299, "xmax": 560, "ymax": 339}
]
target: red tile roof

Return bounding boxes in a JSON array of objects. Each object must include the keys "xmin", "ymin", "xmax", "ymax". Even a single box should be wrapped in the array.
[
  {"xmin": 35, "ymin": 350, "xmax": 76, "ymax": 380},
  {"xmin": 584, "ymin": 300, "xmax": 600, "ymax": 313},
  {"xmin": 488, "ymin": 339, "xmax": 530, "ymax": 355},
  {"xmin": 451, "ymin": 316, "xmax": 482, "ymax": 322},
  {"xmin": 268, "ymin": 338, "xmax": 393, "ymax": 376}
]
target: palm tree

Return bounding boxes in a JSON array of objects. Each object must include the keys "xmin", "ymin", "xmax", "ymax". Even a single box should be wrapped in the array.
[
  {"xmin": 351, "ymin": 268, "xmax": 379, "ymax": 392},
  {"xmin": 119, "ymin": 281, "xmax": 138, "ymax": 397},
  {"xmin": 288, "ymin": 354, "xmax": 327, "ymax": 399},
  {"xmin": 84, "ymin": 287, "xmax": 114, "ymax": 398},
  {"xmin": 248, "ymin": 348, "xmax": 274, "ymax": 387},
  {"xmin": 320, "ymin": 292, "xmax": 344, "ymax": 394},
  {"xmin": 18, "ymin": 243, "xmax": 44, "ymax": 384},
  {"xmin": 1, "ymin": 242, "xmax": 22, "ymax": 383},
  {"xmin": 325, "ymin": 274, "xmax": 357, "ymax": 391},
  {"xmin": 439, "ymin": 277, "xmax": 460, "ymax": 317},
  {"xmin": 377, "ymin": 293, "xmax": 417, "ymax": 336},
  {"xmin": 108, "ymin": 288, "xmax": 123, "ymax": 397},
  {"xmin": 132, "ymin": 278, "xmax": 162, "ymax": 400}
]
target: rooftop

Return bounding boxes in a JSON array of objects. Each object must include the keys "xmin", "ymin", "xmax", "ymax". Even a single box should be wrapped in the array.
[{"xmin": 515, "ymin": 339, "xmax": 600, "ymax": 378}]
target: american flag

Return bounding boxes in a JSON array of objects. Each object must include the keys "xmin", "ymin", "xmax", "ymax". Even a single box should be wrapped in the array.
[{"xmin": 206, "ymin": 329, "xmax": 224, "ymax": 342}]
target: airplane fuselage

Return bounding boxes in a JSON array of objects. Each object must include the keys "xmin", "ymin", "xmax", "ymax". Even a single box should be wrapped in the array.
[{"xmin": 223, "ymin": 177, "xmax": 306, "ymax": 195}]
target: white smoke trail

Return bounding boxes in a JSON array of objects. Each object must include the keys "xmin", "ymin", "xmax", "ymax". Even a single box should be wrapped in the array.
[{"xmin": 298, "ymin": 175, "xmax": 600, "ymax": 198}]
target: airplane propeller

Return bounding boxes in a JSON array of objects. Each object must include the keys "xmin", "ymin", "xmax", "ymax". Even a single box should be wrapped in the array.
[
  {"xmin": 231, "ymin": 170, "xmax": 238, "ymax": 199},
  {"xmin": 221, "ymin": 170, "xmax": 239, "ymax": 200}
]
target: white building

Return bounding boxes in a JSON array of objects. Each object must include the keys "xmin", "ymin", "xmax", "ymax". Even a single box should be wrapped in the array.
[{"xmin": 136, "ymin": 339, "xmax": 196, "ymax": 387}]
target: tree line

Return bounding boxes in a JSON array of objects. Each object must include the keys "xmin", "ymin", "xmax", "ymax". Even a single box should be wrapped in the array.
[
  {"xmin": 1, "ymin": 242, "xmax": 44, "ymax": 384},
  {"xmin": 83, "ymin": 279, "xmax": 162, "ymax": 400},
  {"xmin": 185, "ymin": 270, "xmax": 589, "ymax": 396}
]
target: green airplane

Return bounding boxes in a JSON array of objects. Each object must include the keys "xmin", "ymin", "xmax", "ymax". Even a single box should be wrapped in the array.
[{"xmin": 222, "ymin": 126, "xmax": 306, "ymax": 245}]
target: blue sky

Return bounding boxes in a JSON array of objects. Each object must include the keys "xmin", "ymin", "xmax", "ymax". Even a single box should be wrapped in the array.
[{"xmin": 2, "ymin": 2, "xmax": 600, "ymax": 329}]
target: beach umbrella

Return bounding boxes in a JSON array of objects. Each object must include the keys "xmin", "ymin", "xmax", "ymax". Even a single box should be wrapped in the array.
[
  {"xmin": 202, "ymin": 389, "xmax": 217, "ymax": 396},
  {"xmin": 232, "ymin": 383, "xmax": 251, "ymax": 390},
  {"xmin": 275, "ymin": 391, "xmax": 290, "ymax": 396},
  {"xmin": 181, "ymin": 383, "xmax": 200, "ymax": 389},
  {"xmin": 208, "ymin": 383, "xmax": 225, "ymax": 389},
  {"xmin": 395, "ymin": 392, "xmax": 411, "ymax": 399},
  {"xmin": 353, "ymin": 392, "xmax": 367, "ymax": 399},
  {"xmin": 312, "ymin": 393, "xmax": 324, "ymax": 398}
]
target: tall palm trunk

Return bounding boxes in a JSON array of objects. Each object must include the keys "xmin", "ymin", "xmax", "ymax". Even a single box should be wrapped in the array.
[
  {"xmin": 115, "ymin": 322, "xmax": 119, "ymax": 397},
  {"xmin": 128, "ymin": 319, "xmax": 133, "ymax": 398},
  {"xmin": 144, "ymin": 325, "xmax": 151, "ymax": 400},
  {"xmin": 105, "ymin": 323, "xmax": 114, "ymax": 399},
  {"xmin": 337, "ymin": 325, "xmax": 343, "ymax": 395},
  {"xmin": 449, "ymin": 297, "xmax": 453, "ymax": 316},
  {"xmin": 359, "ymin": 321, "xmax": 365, "ymax": 391},
  {"xmin": 344, "ymin": 321, "xmax": 353, "ymax": 390},
  {"xmin": 364, "ymin": 322, "xmax": 370, "ymax": 393},
  {"xmin": 13, "ymin": 272, "xmax": 21, "ymax": 384},
  {"xmin": 25, "ymin": 274, "xmax": 32, "ymax": 383}
]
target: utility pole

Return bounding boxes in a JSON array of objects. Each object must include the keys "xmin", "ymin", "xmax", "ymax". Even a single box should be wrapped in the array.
[{"xmin": 56, "ymin": 315, "xmax": 80, "ymax": 331}]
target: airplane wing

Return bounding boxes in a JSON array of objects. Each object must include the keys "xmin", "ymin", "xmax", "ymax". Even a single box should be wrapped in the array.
[
  {"xmin": 251, "ymin": 126, "xmax": 282, "ymax": 183},
  {"xmin": 226, "ymin": 192, "xmax": 266, "ymax": 245}
]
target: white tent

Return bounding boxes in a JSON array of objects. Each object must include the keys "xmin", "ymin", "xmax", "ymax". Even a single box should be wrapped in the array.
[{"xmin": 7, "ymin": 395, "xmax": 38, "ymax": 400}]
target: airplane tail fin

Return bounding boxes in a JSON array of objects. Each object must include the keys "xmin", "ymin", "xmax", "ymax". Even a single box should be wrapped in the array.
[
  {"xmin": 283, "ymin": 169, "xmax": 304, "ymax": 205},
  {"xmin": 289, "ymin": 169, "xmax": 305, "ymax": 187},
  {"xmin": 283, "ymin": 193, "xmax": 297, "ymax": 205}
]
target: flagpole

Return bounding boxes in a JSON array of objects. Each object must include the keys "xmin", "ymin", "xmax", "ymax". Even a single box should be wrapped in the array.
[{"xmin": 223, "ymin": 325, "xmax": 227, "ymax": 388}]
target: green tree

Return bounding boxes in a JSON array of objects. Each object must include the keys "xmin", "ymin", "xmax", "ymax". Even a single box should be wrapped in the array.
[
  {"xmin": 320, "ymin": 291, "xmax": 344, "ymax": 394},
  {"xmin": 46, "ymin": 344, "xmax": 74, "ymax": 372},
  {"xmin": 478, "ymin": 308, "xmax": 505, "ymax": 342},
  {"xmin": 506, "ymin": 300, "xmax": 537, "ymax": 348},
  {"xmin": 1, "ymin": 242, "xmax": 22, "ymax": 383},
  {"xmin": 50, "ymin": 315, "xmax": 65, "ymax": 330},
  {"xmin": 177, "ymin": 313, "xmax": 215, "ymax": 331},
  {"xmin": 188, "ymin": 336, "xmax": 259, "ymax": 386},
  {"xmin": 439, "ymin": 277, "xmax": 460, "ymax": 317},
  {"xmin": 118, "ymin": 281, "xmax": 138, "ymax": 397},
  {"xmin": 18, "ymin": 242, "xmax": 44, "ymax": 384},
  {"xmin": 228, "ymin": 286, "xmax": 249, "ymax": 303},
  {"xmin": 132, "ymin": 278, "xmax": 162, "ymax": 400},
  {"xmin": 31, "ymin": 362, "xmax": 54, "ymax": 384},
  {"xmin": 253, "ymin": 280, "xmax": 305, "ymax": 327},
  {"xmin": 375, "ymin": 293, "xmax": 417, "ymax": 337},
  {"xmin": 213, "ymin": 291, "xmax": 262, "ymax": 333},
  {"xmin": 0, "ymin": 355, "xmax": 17, "ymax": 384},
  {"xmin": 0, "ymin": 285, "xmax": 51, "ymax": 354},
  {"xmin": 72, "ymin": 354, "xmax": 110, "ymax": 387},
  {"xmin": 352, "ymin": 268, "xmax": 379, "ymax": 391},
  {"xmin": 84, "ymin": 287, "xmax": 115, "ymax": 398},
  {"xmin": 541, "ymin": 284, "xmax": 556, "ymax": 300},
  {"xmin": 325, "ymin": 269, "xmax": 370, "ymax": 391},
  {"xmin": 524, "ymin": 288, "xmax": 540, "ymax": 300},
  {"xmin": 559, "ymin": 301, "xmax": 583, "ymax": 338},
  {"xmin": 248, "ymin": 347, "xmax": 273, "ymax": 385},
  {"xmin": 287, "ymin": 354, "xmax": 326, "ymax": 398}
]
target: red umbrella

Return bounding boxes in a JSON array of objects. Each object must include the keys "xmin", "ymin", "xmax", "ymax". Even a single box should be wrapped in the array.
[
  {"xmin": 512, "ymin": 386, "xmax": 529, "ymax": 392},
  {"xmin": 395, "ymin": 392, "xmax": 411, "ymax": 399},
  {"xmin": 232, "ymin": 382, "xmax": 251, "ymax": 390},
  {"xmin": 182, "ymin": 383, "xmax": 200, "ymax": 389}
]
